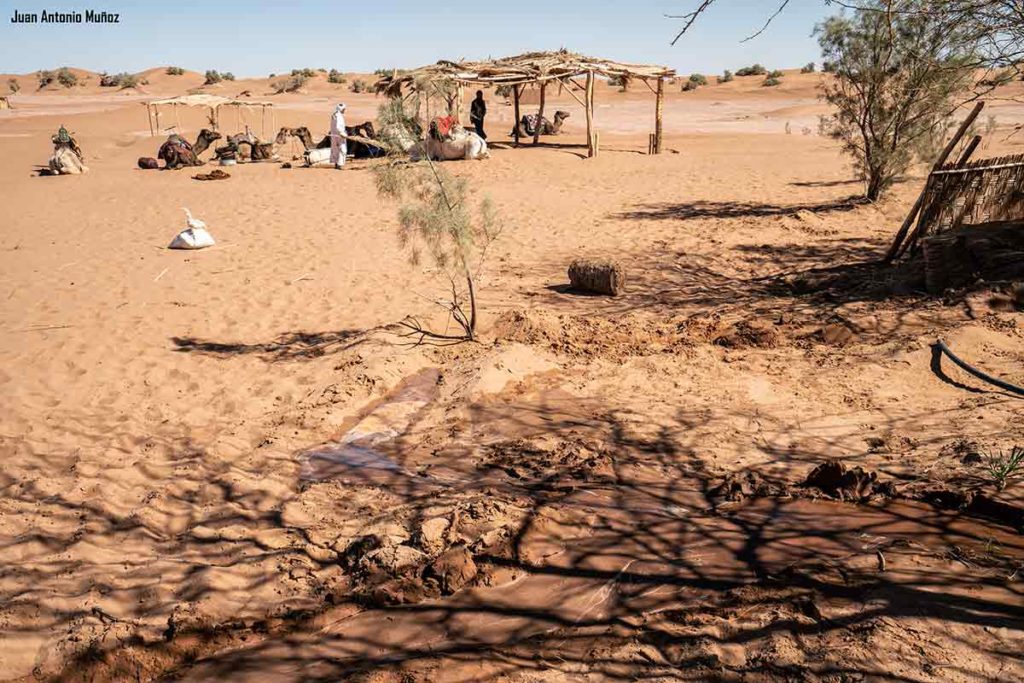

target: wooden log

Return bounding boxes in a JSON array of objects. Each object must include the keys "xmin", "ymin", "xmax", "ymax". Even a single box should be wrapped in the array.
[
  {"xmin": 533, "ymin": 82, "xmax": 546, "ymax": 145},
  {"xmin": 655, "ymin": 77, "xmax": 664, "ymax": 154},
  {"xmin": 568, "ymin": 259, "xmax": 625, "ymax": 296},
  {"xmin": 585, "ymin": 71, "xmax": 595, "ymax": 158},
  {"xmin": 513, "ymin": 84, "xmax": 521, "ymax": 147},
  {"xmin": 886, "ymin": 101, "xmax": 984, "ymax": 262}
]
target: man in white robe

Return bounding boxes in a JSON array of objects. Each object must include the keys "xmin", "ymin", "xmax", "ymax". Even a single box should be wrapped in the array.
[{"xmin": 329, "ymin": 103, "xmax": 348, "ymax": 169}]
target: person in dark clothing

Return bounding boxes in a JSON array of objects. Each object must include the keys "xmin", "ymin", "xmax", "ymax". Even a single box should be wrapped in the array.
[{"xmin": 470, "ymin": 90, "xmax": 487, "ymax": 139}]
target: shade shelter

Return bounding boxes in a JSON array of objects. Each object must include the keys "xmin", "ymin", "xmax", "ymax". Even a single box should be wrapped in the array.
[
  {"xmin": 375, "ymin": 50, "xmax": 676, "ymax": 157},
  {"xmin": 144, "ymin": 94, "xmax": 276, "ymax": 138}
]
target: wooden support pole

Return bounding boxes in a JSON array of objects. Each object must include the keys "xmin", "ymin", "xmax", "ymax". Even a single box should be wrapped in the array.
[
  {"xmin": 585, "ymin": 71, "xmax": 595, "ymax": 158},
  {"xmin": 885, "ymin": 101, "xmax": 984, "ymax": 262},
  {"xmin": 146, "ymin": 104, "xmax": 154, "ymax": 137},
  {"xmin": 533, "ymin": 82, "xmax": 546, "ymax": 145},
  {"xmin": 654, "ymin": 77, "xmax": 664, "ymax": 154},
  {"xmin": 513, "ymin": 84, "xmax": 521, "ymax": 147},
  {"xmin": 955, "ymin": 135, "xmax": 982, "ymax": 167}
]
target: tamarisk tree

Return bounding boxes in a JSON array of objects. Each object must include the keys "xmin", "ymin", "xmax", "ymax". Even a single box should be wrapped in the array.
[{"xmin": 374, "ymin": 98, "xmax": 500, "ymax": 343}]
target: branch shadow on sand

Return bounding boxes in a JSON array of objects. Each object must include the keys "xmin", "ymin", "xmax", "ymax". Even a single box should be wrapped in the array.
[
  {"xmin": 35, "ymin": 392, "xmax": 1024, "ymax": 681},
  {"xmin": 613, "ymin": 197, "xmax": 867, "ymax": 222},
  {"xmin": 170, "ymin": 328, "xmax": 375, "ymax": 361}
]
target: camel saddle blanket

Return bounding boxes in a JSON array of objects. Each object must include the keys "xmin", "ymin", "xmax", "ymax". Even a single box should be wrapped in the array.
[
  {"xmin": 158, "ymin": 136, "xmax": 193, "ymax": 158},
  {"xmin": 429, "ymin": 115, "xmax": 458, "ymax": 141},
  {"xmin": 521, "ymin": 114, "xmax": 543, "ymax": 136}
]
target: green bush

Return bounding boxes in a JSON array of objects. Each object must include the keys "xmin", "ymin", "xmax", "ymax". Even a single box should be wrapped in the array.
[
  {"xmin": 689, "ymin": 73, "xmax": 708, "ymax": 86},
  {"xmin": 291, "ymin": 68, "xmax": 317, "ymax": 78},
  {"xmin": 768, "ymin": 69, "xmax": 784, "ymax": 78},
  {"xmin": 718, "ymin": 70, "xmax": 734, "ymax": 84},
  {"xmin": 373, "ymin": 68, "xmax": 408, "ymax": 77},
  {"xmin": 350, "ymin": 78, "xmax": 368, "ymax": 93},
  {"xmin": 222, "ymin": 72, "xmax": 235, "ymax": 81},
  {"xmin": 801, "ymin": 62, "xmax": 816, "ymax": 74},
  {"xmin": 979, "ymin": 69, "xmax": 1015, "ymax": 87},
  {"xmin": 681, "ymin": 80, "xmax": 698, "ymax": 92},
  {"xmin": 165, "ymin": 66, "xmax": 185, "ymax": 76},
  {"xmin": 822, "ymin": 61, "xmax": 836, "ymax": 73},
  {"xmin": 495, "ymin": 84, "xmax": 513, "ymax": 98},
  {"xmin": 272, "ymin": 75, "xmax": 307, "ymax": 93},
  {"xmin": 762, "ymin": 76, "xmax": 782, "ymax": 87},
  {"xmin": 328, "ymin": 69, "xmax": 347, "ymax": 84},
  {"xmin": 204, "ymin": 70, "xmax": 222, "ymax": 85},
  {"xmin": 608, "ymin": 74, "xmax": 629, "ymax": 91},
  {"xmin": 56, "ymin": 67, "xmax": 78, "ymax": 88},
  {"xmin": 7, "ymin": 78, "xmax": 19, "ymax": 93},
  {"xmin": 37, "ymin": 70, "xmax": 55, "ymax": 88},
  {"xmin": 100, "ymin": 72, "xmax": 139, "ymax": 88},
  {"xmin": 736, "ymin": 64, "xmax": 767, "ymax": 77}
]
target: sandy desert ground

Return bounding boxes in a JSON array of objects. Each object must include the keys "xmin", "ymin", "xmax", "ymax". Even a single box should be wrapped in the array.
[{"xmin": 1, "ymin": 68, "xmax": 1024, "ymax": 681}]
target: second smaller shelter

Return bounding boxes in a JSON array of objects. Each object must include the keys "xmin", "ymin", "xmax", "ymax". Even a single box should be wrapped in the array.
[{"xmin": 144, "ymin": 94, "xmax": 276, "ymax": 138}]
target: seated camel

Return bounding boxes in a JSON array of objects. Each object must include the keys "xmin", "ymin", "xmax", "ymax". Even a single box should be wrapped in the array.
[
  {"xmin": 46, "ymin": 127, "xmax": 88, "ymax": 174},
  {"xmin": 49, "ymin": 143, "xmax": 88, "ymax": 175},
  {"xmin": 275, "ymin": 124, "xmax": 384, "ymax": 159},
  {"xmin": 412, "ymin": 118, "xmax": 488, "ymax": 161},
  {"xmin": 156, "ymin": 129, "xmax": 221, "ymax": 170},
  {"xmin": 511, "ymin": 110, "xmax": 570, "ymax": 137}
]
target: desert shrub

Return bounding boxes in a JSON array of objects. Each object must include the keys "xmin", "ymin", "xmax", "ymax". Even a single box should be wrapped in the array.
[
  {"xmin": 718, "ymin": 70, "xmax": 734, "ymax": 84},
  {"xmin": 374, "ymin": 98, "xmax": 500, "ymax": 342},
  {"xmin": 689, "ymin": 73, "xmax": 708, "ymax": 86},
  {"xmin": 204, "ymin": 70, "xmax": 222, "ymax": 85},
  {"xmin": 768, "ymin": 69, "xmax": 784, "ymax": 78},
  {"xmin": 374, "ymin": 68, "xmax": 408, "ymax": 77},
  {"xmin": 816, "ymin": 3, "xmax": 979, "ymax": 201},
  {"xmin": 762, "ymin": 76, "xmax": 782, "ymax": 87},
  {"xmin": 7, "ymin": 78, "xmax": 19, "ymax": 94},
  {"xmin": 979, "ymin": 69, "xmax": 1015, "ymax": 87},
  {"xmin": 165, "ymin": 66, "xmax": 185, "ymax": 76},
  {"xmin": 608, "ymin": 74, "xmax": 630, "ymax": 91},
  {"xmin": 350, "ymin": 79, "xmax": 368, "ymax": 93},
  {"xmin": 291, "ymin": 68, "xmax": 317, "ymax": 78},
  {"xmin": 37, "ymin": 70, "xmax": 55, "ymax": 88},
  {"xmin": 328, "ymin": 69, "xmax": 347, "ymax": 84},
  {"xmin": 985, "ymin": 445, "xmax": 1024, "ymax": 490},
  {"xmin": 495, "ymin": 84, "xmax": 513, "ymax": 98},
  {"xmin": 681, "ymin": 80, "xmax": 698, "ymax": 92},
  {"xmin": 822, "ymin": 60, "xmax": 836, "ymax": 73},
  {"xmin": 56, "ymin": 67, "xmax": 77, "ymax": 88},
  {"xmin": 222, "ymin": 72, "xmax": 235, "ymax": 81},
  {"xmin": 100, "ymin": 72, "xmax": 139, "ymax": 88},
  {"xmin": 736, "ymin": 63, "xmax": 767, "ymax": 76},
  {"xmin": 272, "ymin": 74, "xmax": 307, "ymax": 93},
  {"xmin": 801, "ymin": 62, "xmax": 816, "ymax": 73}
]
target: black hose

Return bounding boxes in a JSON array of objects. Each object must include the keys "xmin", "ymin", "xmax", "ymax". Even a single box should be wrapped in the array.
[{"xmin": 934, "ymin": 339, "xmax": 1024, "ymax": 397}]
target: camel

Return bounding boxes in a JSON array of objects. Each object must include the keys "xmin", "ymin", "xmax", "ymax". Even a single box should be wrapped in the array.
[
  {"xmin": 511, "ymin": 110, "xmax": 570, "ymax": 137},
  {"xmin": 415, "ymin": 123, "xmax": 488, "ymax": 161},
  {"xmin": 191, "ymin": 129, "xmax": 222, "ymax": 157},
  {"xmin": 156, "ymin": 129, "xmax": 221, "ymax": 170},
  {"xmin": 48, "ymin": 143, "xmax": 88, "ymax": 175},
  {"xmin": 275, "ymin": 124, "xmax": 384, "ymax": 159}
]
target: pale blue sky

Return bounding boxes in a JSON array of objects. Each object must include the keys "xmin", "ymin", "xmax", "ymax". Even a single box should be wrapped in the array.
[{"xmin": 0, "ymin": 0, "xmax": 832, "ymax": 76}]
